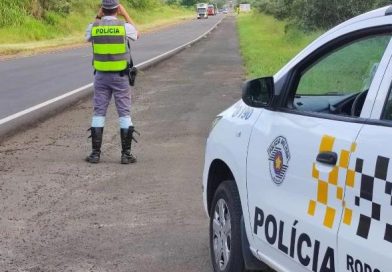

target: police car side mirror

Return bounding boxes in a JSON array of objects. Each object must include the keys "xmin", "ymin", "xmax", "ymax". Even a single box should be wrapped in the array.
[{"xmin": 242, "ymin": 77, "xmax": 274, "ymax": 108}]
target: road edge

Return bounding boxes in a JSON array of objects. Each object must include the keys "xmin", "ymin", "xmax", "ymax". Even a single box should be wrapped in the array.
[{"xmin": 0, "ymin": 16, "xmax": 225, "ymax": 142}]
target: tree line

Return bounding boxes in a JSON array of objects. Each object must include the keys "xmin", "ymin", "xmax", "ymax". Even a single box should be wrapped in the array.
[
  {"xmin": 251, "ymin": 0, "xmax": 392, "ymax": 30},
  {"xmin": 172, "ymin": 0, "xmax": 226, "ymax": 8}
]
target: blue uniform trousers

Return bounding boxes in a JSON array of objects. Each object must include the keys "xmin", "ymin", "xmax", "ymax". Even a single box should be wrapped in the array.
[{"xmin": 93, "ymin": 72, "xmax": 131, "ymax": 118}]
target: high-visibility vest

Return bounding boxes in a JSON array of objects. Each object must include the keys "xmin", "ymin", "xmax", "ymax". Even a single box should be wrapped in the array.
[{"xmin": 91, "ymin": 20, "xmax": 129, "ymax": 72}]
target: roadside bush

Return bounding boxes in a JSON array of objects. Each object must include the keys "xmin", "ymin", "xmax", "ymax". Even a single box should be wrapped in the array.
[
  {"xmin": 0, "ymin": 0, "xmax": 72, "ymax": 25},
  {"xmin": 126, "ymin": 0, "xmax": 162, "ymax": 10},
  {"xmin": 43, "ymin": 11, "xmax": 61, "ymax": 25},
  {"xmin": 0, "ymin": 0, "xmax": 166, "ymax": 28},
  {"xmin": 0, "ymin": 0, "xmax": 194, "ymax": 44},
  {"xmin": 256, "ymin": 0, "xmax": 294, "ymax": 20},
  {"xmin": 0, "ymin": 0, "xmax": 27, "ymax": 27},
  {"xmin": 41, "ymin": 0, "xmax": 71, "ymax": 14},
  {"xmin": 257, "ymin": 0, "xmax": 392, "ymax": 30},
  {"xmin": 180, "ymin": 0, "xmax": 197, "ymax": 7},
  {"xmin": 29, "ymin": 0, "xmax": 72, "ymax": 18}
]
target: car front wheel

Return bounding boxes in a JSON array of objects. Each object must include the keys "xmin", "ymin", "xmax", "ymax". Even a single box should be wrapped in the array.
[{"xmin": 210, "ymin": 180, "xmax": 245, "ymax": 272}]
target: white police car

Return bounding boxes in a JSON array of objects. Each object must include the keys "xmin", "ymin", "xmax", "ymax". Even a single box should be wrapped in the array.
[{"xmin": 203, "ymin": 6, "xmax": 392, "ymax": 272}]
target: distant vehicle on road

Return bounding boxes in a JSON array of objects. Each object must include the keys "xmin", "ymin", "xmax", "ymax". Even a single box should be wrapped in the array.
[
  {"xmin": 222, "ymin": 8, "xmax": 228, "ymax": 14},
  {"xmin": 208, "ymin": 4, "xmax": 216, "ymax": 16},
  {"xmin": 197, "ymin": 3, "xmax": 208, "ymax": 19}
]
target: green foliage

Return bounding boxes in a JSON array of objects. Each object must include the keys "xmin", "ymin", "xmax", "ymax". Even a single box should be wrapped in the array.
[
  {"xmin": 181, "ymin": 0, "xmax": 197, "ymax": 7},
  {"xmin": 43, "ymin": 11, "xmax": 61, "ymax": 25},
  {"xmin": 125, "ymin": 0, "xmax": 162, "ymax": 9},
  {"xmin": 0, "ymin": 0, "xmax": 73, "ymax": 27},
  {"xmin": 0, "ymin": 0, "xmax": 27, "ymax": 27},
  {"xmin": 180, "ymin": 0, "xmax": 224, "ymax": 8},
  {"xmin": 0, "ymin": 0, "xmax": 166, "ymax": 26},
  {"xmin": 236, "ymin": 12, "xmax": 320, "ymax": 78},
  {"xmin": 256, "ymin": 0, "xmax": 294, "ymax": 19},
  {"xmin": 166, "ymin": 0, "xmax": 179, "ymax": 5},
  {"xmin": 38, "ymin": 0, "xmax": 72, "ymax": 14},
  {"xmin": 255, "ymin": 0, "xmax": 392, "ymax": 30},
  {"xmin": 215, "ymin": 0, "xmax": 226, "ymax": 9},
  {"xmin": 0, "ymin": 0, "xmax": 193, "ymax": 45}
]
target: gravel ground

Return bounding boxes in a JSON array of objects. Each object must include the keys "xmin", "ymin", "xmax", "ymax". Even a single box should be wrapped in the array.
[{"xmin": 0, "ymin": 16, "xmax": 244, "ymax": 272}]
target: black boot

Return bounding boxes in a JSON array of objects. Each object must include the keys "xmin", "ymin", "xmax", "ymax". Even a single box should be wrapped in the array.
[
  {"xmin": 86, "ymin": 127, "xmax": 103, "ymax": 163},
  {"xmin": 120, "ymin": 126, "xmax": 139, "ymax": 164}
]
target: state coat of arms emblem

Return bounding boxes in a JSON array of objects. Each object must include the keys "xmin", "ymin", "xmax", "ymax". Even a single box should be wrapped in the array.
[{"xmin": 267, "ymin": 136, "xmax": 291, "ymax": 185}]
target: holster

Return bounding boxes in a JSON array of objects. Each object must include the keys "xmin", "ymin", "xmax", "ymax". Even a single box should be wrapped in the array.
[
  {"xmin": 127, "ymin": 51, "xmax": 137, "ymax": 86},
  {"xmin": 128, "ymin": 66, "xmax": 138, "ymax": 86}
]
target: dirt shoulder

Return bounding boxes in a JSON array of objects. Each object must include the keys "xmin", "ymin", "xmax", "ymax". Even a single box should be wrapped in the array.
[{"xmin": 0, "ymin": 17, "xmax": 244, "ymax": 272}]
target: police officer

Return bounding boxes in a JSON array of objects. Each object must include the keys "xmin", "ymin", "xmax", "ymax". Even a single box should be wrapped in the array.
[{"xmin": 85, "ymin": 0, "xmax": 140, "ymax": 164}]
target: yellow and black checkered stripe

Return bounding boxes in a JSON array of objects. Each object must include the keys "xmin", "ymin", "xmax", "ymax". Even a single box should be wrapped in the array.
[{"xmin": 308, "ymin": 135, "xmax": 392, "ymax": 243}]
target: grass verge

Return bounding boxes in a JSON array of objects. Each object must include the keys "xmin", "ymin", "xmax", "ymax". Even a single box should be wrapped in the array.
[
  {"xmin": 236, "ymin": 12, "xmax": 320, "ymax": 79},
  {"xmin": 0, "ymin": 5, "xmax": 194, "ymax": 57}
]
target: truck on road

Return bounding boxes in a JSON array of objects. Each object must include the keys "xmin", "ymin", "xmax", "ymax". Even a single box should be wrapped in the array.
[
  {"xmin": 208, "ymin": 4, "xmax": 216, "ymax": 16},
  {"xmin": 197, "ymin": 3, "xmax": 208, "ymax": 19}
]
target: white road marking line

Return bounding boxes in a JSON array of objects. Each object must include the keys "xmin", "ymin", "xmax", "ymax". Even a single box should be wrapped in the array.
[
  {"xmin": 0, "ymin": 17, "xmax": 223, "ymax": 127},
  {"xmin": 137, "ymin": 18, "xmax": 222, "ymax": 68},
  {"xmin": 0, "ymin": 83, "xmax": 93, "ymax": 126}
]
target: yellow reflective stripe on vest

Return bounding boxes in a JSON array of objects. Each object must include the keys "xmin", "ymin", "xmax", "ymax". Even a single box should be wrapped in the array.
[
  {"xmin": 93, "ymin": 43, "xmax": 127, "ymax": 55},
  {"xmin": 93, "ymin": 60, "xmax": 128, "ymax": 72},
  {"xmin": 91, "ymin": 23, "xmax": 128, "ymax": 72},
  {"xmin": 91, "ymin": 25, "xmax": 126, "ymax": 37}
]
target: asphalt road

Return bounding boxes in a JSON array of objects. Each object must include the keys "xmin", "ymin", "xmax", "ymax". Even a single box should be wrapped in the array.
[
  {"xmin": 0, "ymin": 15, "xmax": 222, "ymax": 120},
  {"xmin": 0, "ymin": 16, "xmax": 244, "ymax": 271}
]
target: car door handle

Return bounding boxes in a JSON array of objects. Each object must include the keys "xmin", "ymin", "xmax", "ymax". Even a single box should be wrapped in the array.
[{"xmin": 316, "ymin": 151, "xmax": 338, "ymax": 166}]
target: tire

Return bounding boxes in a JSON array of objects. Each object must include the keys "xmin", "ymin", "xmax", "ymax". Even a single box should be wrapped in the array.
[{"xmin": 210, "ymin": 180, "xmax": 246, "ymax": 272}]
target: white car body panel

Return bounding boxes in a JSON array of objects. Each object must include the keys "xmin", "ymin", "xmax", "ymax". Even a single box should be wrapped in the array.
[
  {"xmin": 203, "ymin": 5, "xmax": 392, "ymax": 272},
  {"xmin": 203, "ymin": 101, "xmax": 262, "ymax": 239},
  {"xmin": 337, "ymin": 124, "xmax": 392, "ymax": 272},
  {"xmin": 371, "ymin": 46, "xmax": 392, "ymax": 119}
]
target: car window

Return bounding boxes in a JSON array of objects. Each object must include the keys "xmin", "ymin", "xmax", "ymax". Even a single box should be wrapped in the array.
[
  {"xmin": 291, "ymin": 34, "xmax": 391, "ymax": 117},
  {"xmin": 382, "ymin": 87, "xmax": 392, "ymax": 120}
]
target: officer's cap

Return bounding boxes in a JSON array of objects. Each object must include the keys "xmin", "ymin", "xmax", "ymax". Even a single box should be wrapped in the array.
[{"xmin": 102, "ymin": 0, "xmax": 120, "ymax": 9}]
